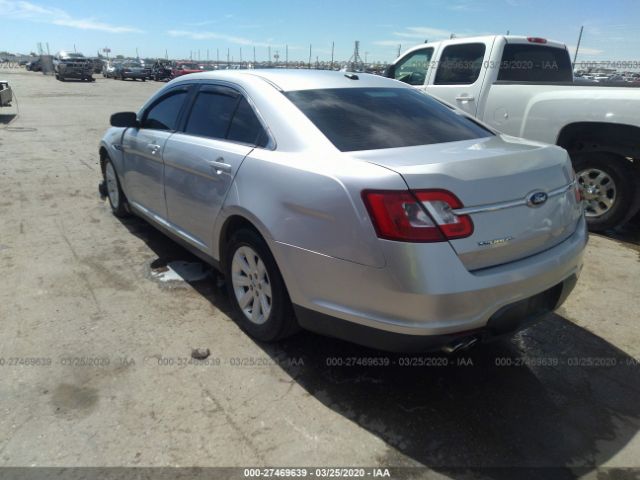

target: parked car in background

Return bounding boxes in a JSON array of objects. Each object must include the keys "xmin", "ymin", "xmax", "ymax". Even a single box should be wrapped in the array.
[
  {"xmin": 98, "ymin": 70, "xmax": 585, "ymax": 352},
  {"xmin": 387, "ymin": 35, "xmax": 640, "ymax": 231},
  {"xmin": 102, "ymin": 61, "xmax": 118, "ymax": 78},
  {"xmin": 0, "ymin": 80, "xmax": 12, "ymax": 107},
  {"xmin": 170, "ymin": 62, "xmax": 201, "ymax": 78},
  {"xmin": 151, "ymin": 61, "xmax": 172, "ymax": 81},
  {"xmin": 25, "ymin": 58, "xmax": 42, "ymax": 71},
  {"xmin": 115, "ymin": 60, "xmax": 147, "ymax": 81},
  {"xmin": 53, "ymin": 51, "xmax": 94, "ymax": 81},
  {"xmin": 89, "ymin": 58, "xmax": 104, "ymax": 74}
]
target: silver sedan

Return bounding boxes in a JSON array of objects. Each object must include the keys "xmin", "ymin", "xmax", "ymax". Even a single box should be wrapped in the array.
[{"xmin": 99, "ymin": 70, "xmax": 586, "ymax": 352}]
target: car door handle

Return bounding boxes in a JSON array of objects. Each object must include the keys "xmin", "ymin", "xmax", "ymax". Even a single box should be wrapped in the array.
[
  {"xmin": 455, "ymin": 95, "xmax": 475, "ymax": 102},
  {"xmin": 208, "ymin": 158, "xmax": 232, "ymax": 175},
  {"xmin": 147, "ymin": 143, "xmax": 161, "ymax": 155}
]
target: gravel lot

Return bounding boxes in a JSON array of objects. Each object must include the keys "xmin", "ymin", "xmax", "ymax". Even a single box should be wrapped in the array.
[{"xmin": 0, "ymin": 70, "xmax": 639, "ymax": 478}]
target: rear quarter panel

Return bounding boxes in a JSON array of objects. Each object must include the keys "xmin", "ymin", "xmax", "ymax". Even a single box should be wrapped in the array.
[{"xmin": 215, "ymin": 149, "xmax": 408, "ymax": 269}]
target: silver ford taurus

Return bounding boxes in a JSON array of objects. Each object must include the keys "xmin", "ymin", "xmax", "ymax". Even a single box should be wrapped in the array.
[{"xmin": 99, "ymin": 70, "xmax": 586, "ymax": 352}]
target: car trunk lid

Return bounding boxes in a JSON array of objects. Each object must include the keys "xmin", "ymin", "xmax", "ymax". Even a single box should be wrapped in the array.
[{"xmin": 353, "ymin": 136, "xmax": 583, "ymax": 271}]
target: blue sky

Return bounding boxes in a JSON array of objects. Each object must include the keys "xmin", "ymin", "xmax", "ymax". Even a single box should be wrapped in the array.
[{"xmin": 0, "ymin": 0, "xmax": 638, "ymax": 62}]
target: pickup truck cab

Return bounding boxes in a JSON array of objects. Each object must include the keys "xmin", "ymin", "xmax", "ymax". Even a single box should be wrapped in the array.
[{"xmin": 387, "ymin": 35, "xmax": 640, "ymax": 231}]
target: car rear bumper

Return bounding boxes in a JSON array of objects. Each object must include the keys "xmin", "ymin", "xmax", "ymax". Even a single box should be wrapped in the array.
[
  {"xmin": 272, "ymin": 216, "xmax": 587, "ymax": 350},
  {"xmin": 294, "ymin": 273, "xmax": 576, "ymax": 352},
  {"xmin": 123, "ymin": 72, "xmax": 147, "ymax": 78}
]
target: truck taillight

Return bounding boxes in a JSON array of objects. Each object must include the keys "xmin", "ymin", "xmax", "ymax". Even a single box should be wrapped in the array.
[
  {"xmin": 362, "ymin": 190, "xmax": 473, "ymax": 242},
  {"xmin": 527, "ymin": 37, "xmax": 547, "ymax": 44}
]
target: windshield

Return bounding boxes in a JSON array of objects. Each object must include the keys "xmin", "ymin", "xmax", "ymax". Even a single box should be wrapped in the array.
[{"xmin": 285, "ymin": 87, "xmax": 492, "ymax": 152}]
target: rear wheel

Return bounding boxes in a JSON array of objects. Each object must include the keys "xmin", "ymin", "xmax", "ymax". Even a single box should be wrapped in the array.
[
  {"xmin": 225, "ymin": 229, "xmax": 298, "ymax": 342},
  {"xmin": 103, "ymin": 157, "xmax": 129, "ymax": 217},
  {"xmin": 573, "ymin": 152, "xmax": 639, "ymax": 231}
]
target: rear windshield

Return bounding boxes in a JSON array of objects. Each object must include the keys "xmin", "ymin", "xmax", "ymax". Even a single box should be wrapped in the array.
[
  {"xmin": 498, "ymin": 44, "xmax": 572, "ymax": 82},
  {"xmin": 285, "ymin": 87, "xmax": 492, "ymax": 152}
]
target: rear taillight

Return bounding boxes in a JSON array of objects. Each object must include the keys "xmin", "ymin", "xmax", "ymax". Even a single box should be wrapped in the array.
[
  {"xmin": 527, "ymin": 37, "xmax": 547, "ymax": 44},
  {"xmin": 362, "ymin": 189, "xmax": 473, "ymax": 242}
]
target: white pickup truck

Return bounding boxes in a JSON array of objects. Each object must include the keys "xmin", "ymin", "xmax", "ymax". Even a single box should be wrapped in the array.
[{"xmin": 386, "ymin": 35, "xmax": 640, "ymax": 231}]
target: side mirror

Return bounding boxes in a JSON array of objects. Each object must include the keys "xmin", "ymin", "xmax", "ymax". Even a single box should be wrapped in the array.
[
  {"xmin": 110, "ymin": 111, "xmax": 139, "ymax": 128},
  {"xmin": 384, "ymin": 64, "xmax": 396, "ymax": 78}
]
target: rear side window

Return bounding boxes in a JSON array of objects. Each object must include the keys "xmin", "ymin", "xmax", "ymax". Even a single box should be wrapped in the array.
[
  {"xmin": 185, "ymin": 89, "xmax": 239, "ymax": 139},
  {"xmin": 498, "ymin": 44, "xmax": 572, "ymax": 82},
  {"xmin": 434, "ymin": 43, "xmax": 486, "ymax": 85},
  {"xmin": 143, "ymin": 91, "xmax": 188, "ymax": 131},
  {"xmin": 285, "ymin": 87, "xmax": 492, "ymax": 152},
  {"xmin": 227, "ymin": 97, "xmax": 268, "ymax": 147}
]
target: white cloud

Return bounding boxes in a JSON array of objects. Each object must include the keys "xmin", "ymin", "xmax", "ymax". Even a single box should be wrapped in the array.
[
  {"xmin": 167, "ymin": 29, "xmax": 276, "ymax": 48},
  {"xmin": 393, "ymin": 26, "xmax": 452, "ymax": 40},
  {"xmin": 567, "ymin": 45, "xmax": 604, "ymax": 56},
  {"xmin": 373, "ymin": 40, "xmax": 404, "ymax": 46},
  {"xmin": 0, "ymin": 0, "xmax": 143, "ymax": 33}
]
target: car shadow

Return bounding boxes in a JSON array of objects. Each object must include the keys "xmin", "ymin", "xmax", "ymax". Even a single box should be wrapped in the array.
[
  {"xmin": 119, "ymin": 215, "xmax": 640, "ymax": 478},
  {"xmin": 0, "ymin": 113, "xmax": 17, "ymax": 125}
]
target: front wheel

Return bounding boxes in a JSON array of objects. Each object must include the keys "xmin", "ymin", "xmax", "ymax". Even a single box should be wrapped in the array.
[
  {"xmin": 225, "ymin": 229, "xmax": 298, "ymax": 342},
  {"xmin": 573, "ymin": 152, "xmax": 639, "ymax": 231},
  {"xmin": 103, "ymin": 157, "xmax": 129, "ymax": 217}
]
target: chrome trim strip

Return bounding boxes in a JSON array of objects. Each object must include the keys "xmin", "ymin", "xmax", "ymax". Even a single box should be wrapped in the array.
[{"xmin": 453, "ymin": 182, "xmax": 575, "ymax": 216}]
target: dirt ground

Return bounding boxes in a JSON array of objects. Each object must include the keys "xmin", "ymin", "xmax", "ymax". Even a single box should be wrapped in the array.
[{"xmin": 0, "ymin": 69, "xmax": 639, "ymax": 478}]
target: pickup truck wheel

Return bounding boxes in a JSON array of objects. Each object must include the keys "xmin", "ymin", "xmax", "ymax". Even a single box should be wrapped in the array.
[
  {"xmin": 573, "ymin": 153, "xmax": 638, "ymax": 232},
  {"xmin": 225, "ymin": 229, "xmax": 298, "ymax": 342},
  {"xmin": 103, "ymin": 158, "xmax": 129, "ymax": 218}
]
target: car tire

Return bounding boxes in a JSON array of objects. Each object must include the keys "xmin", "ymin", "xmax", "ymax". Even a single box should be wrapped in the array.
[
  {"xmin": 573, "ymin": 152, "xmax": 640, "ymax": 232},
  {"xmin": 225, "ymin": 228, "xmax": 299, "ymax": 342},
  {"xmin": 103, "ymin": 157, "xmax": 129, "ymax": 218}
]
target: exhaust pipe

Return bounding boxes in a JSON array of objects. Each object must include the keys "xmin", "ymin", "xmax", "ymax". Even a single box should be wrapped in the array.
[{"xmin": 441, "ymin": 336, "xmax": 479, "ymax": 354}]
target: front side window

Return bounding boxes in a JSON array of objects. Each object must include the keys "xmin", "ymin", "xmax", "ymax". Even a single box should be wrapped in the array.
[
  {"xmin": 285, "ymin": 87, "xmax": 492, "ymax": 152},
  {"xmin": 394, "ymin": 48, "xmax": 434, "ymax": 86},
  {"xmin": 434, "ymin": 43, "xmax": 486, "ymax": 85},
  {"xmin": 184, "ymin": 88, "xmax": 239, "ymax": 140},
  {"xmin": 142, "ymin": 90, "xmax": 188, "ymax": 131}
]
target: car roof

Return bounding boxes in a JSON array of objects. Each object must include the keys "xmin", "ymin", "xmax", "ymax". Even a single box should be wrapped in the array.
[{"xmin": 171, "ymin": 69, "xmax": 405, "ymax": 92}]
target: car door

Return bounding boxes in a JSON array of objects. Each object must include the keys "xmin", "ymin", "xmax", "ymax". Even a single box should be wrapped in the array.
[
  {"xmin": 162, "ymin": 84, "xmax": 269, "ymax": 251},
  {"xmin": 426, "ymin": 41, "xmax": 491, "ymax": 116},
  {"xmin": 121, "ymin": 86, "xmax": 190, "ymax": 219}
]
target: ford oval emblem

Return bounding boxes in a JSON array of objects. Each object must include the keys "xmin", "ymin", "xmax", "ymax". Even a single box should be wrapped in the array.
[{"xmin": 527, "ymin": 191, "xmax": 548, "ymax": 207}]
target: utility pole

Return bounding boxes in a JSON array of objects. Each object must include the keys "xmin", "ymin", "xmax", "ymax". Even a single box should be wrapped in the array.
[
  {"xmin": 216, "ymin": 48, "xmax": 219, "ymax": 66},
  {"xmin": 397, "ymin": 44, "xmax": 401, "ymax": 58},
  {"xmin": 136, "ymin": 47, "xmax": 139, "ymax": 59},
  {"xmin": 74, "ymin": 44, "xmax": 77, "ymax": 53},
  {"xmin": 268, "ymin": 46, "xmax": 271, "ymax": 66},
  {"xmin": 165, "ymin": 49, "xmax": 168, "ymax": 60},
  {"xmin": 331, "ymin": 41, "xmax": 334, "ymax": 68},
  {"xmin": 253, "ymin": 46, "xmax": 256, "ymax": 65},
  {"xmin": 227, "ymin": 48, "xmax": 230, "ymax": 65},
  {"xmin": 308, "ymin": 44, "xmax": 312, "ymax": 69},
  {"xmin": 573, "ymin": 25, "xmax": 584, "ymax": 66}
]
